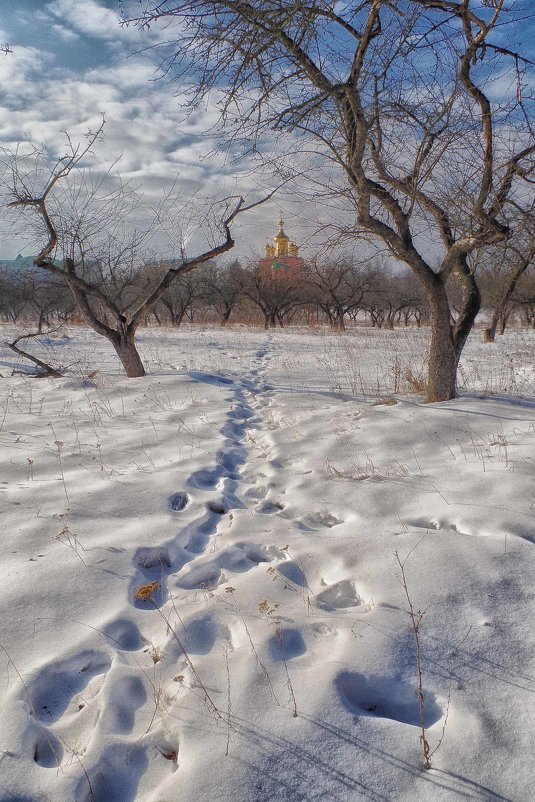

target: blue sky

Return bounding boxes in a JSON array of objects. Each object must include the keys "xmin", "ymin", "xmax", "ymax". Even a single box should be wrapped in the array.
[{"xmin": 0, "ymin": 1, "xmax": 533, "ymax": 261}]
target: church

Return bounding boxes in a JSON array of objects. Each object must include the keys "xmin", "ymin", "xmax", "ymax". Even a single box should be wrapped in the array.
[{"xmin": 259, "ymin": 219, "xmax": 305, "ymax": 275}]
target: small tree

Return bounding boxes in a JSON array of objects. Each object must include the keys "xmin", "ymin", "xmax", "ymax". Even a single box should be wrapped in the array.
[{"xmin": 1, "ymin": 123, "xmax": 267, "ymax": 377}]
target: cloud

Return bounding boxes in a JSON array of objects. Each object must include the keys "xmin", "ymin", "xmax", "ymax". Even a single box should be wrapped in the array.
[
  {"xmin": 51, "ymin": 23, "xmax": 80, "ymax": 43},
  {"xmin": 45, "ymin": 0, "xmax": 128, "ymax": 41},
  {"xmin": 0, "ymin": 4, "xmax": 285, "ymax": 260}
]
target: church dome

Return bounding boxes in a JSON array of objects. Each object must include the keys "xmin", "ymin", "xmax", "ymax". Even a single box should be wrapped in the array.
[{"xmin": 274, "ymin": 218, "xmax": 290, "ymax": 241}]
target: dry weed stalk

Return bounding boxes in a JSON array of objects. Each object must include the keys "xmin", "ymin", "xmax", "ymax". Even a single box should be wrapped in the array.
[
  {"xmin": 259, "ymin": 599, "xmax": 298, "ymax": 717},
  {"xmin": 134, "ymin": 581, "xmax": 160, "ymax": 602},
  {"xmin": 394, "ymin": 545, "xmax": 431, "ymax": 770},
  {"xmin": 224, "ymin": 644, "xmax": 232, "ymax": 756},
  {"xmin": 405, "ymin": 369, "xmax": 426, "ymax": 394},
  {"xmin": 49, "ymin": 422, "xmax": 69, "ymax": 502},
  {"xmin": 225, "ymin": 587, "xmax": 279, "ymax": 704},
  {"xmin": 53, "ymin": 511, "xmax": 87, "ymax": 567}
]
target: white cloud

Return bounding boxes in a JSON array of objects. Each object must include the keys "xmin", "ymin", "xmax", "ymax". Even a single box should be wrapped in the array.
[
  {"xmin": 45, "ymin": 0, "xmax": 128, "ymax": 41},
  {"xmin": 51, "ymin": 23, "xmax": 80, "ymax": 43},
  {"xmin": 0, "ymin": 7, "xmax": 284, "ymax": 260}
]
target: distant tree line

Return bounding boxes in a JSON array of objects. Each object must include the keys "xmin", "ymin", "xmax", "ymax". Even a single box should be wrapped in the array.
[{"xmin": 2, "ymin": 256, "xmax": 534, "ymax": 334}]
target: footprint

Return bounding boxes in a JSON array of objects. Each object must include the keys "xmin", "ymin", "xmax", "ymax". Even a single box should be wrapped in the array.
[
  {"xmin": 312, "ymin": 622, "xmax": 338, "ymax": 636},
  {"xmin": 241, "ymin": 543, "xmax": 284, "ymax": 563},
  {"xmin": 336, "ymin": 671, "xmax": 442, "ymax": 726},
  {"xmin": 187, "ymin": 371, "xmax": 233, "ymax": 386},
  {"xmin": 317, "ymin": 580, "xmax": 361, "ymax": 610},
  {"xmin": 229, "ymin": 405, "xmax": 254, "ymax": 421},
  {"xmin": 269, "ymin": 628, "xmax": 306, "ymax": 661},
  {"xmin": 137, "ymin": 547, "xmax": 172, "ymax": 573},
  {"xmin": 218, "ymin": 542, "xmax": 277, "ymax": 573},
  {"xmin": 406, "ymin": 517, "xmax": 470, "ymax": 537},
  {"xmin": 166, "ymin": 615, "xmax": 231, "ymax": 658},
  {"xmin": 27, "ymin": 650, "xmax": 111, "ymax": 723},
  {"xmin": 32, "ymin": 727, "xmax": 63, "ymax": 768},
  {"xmin": 98, "ymin": 674, "xmax": 146, "ymax": 735},
  {"xmin": 169, "ymin": 492, "xmax": 189, "ymax": 512},
  {"xmin": 221, "ymin": 420, "xmax": 247, "ymax": 440},
  {"xmin": 276, "ymin": 561, "xmax": 307, "ymax": 587},
  {"xmin": 309, "ymin": 512, "xmax": 344, "ymax": 529},
  {"xmin": 175, "ymin": 563, "xmax": 225, "ymax": 590},
  {"xmin": 184, "ymin": 513, "xmax": 218, "ymax": 554},
  {"xmin": 183, "ymin": 616, "xmax": 222, "ymax": 655},
  {"xmin": 75, "ymin": 742, "xmax": 148, "ymax": 802},
  {"xmin": 256, "ymin": 500, "xmax": 285, "ymax": 514},
  {"xmin": 188, "ymin": 468, "xmax": 222, "ymax": 489},
  {"xmin": 217, "ymin": 447, "xmax": 245, "ymax": 475},
  {"xmin": 207, "ymin": 499, "xmax": 227, "ymax": 515},
  {"xmin": 101, "ymin": 618, "xmax": 144, "ymax": 651},
  {"xmin": 245, "ymin": 485, "xmax": 268, "ymax": 500}
]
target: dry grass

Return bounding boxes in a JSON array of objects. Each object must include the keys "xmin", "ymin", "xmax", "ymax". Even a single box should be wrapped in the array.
[{"xmin": 134, "ymin": 581, "xmax": 160, "ymax": 601}]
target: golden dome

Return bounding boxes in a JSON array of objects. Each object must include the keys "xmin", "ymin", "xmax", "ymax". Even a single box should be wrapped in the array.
[
  {"xmin": 265, "ymin": 218, "xmax": 300, "ymax": 258},
  {"xmin": 274, "ymin": 218, "xmax": 290, "ymax": 242}
]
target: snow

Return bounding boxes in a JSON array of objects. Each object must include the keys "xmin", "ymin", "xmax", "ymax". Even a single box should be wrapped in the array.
[{"xmin": 0, "ymin": 323, "xmax": 534, "ymax": 802}]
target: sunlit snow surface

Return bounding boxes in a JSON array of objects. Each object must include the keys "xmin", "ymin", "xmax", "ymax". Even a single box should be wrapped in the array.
[{"xmin": 0, "ymin": 324, "xmax": 534, "ymax": 802}]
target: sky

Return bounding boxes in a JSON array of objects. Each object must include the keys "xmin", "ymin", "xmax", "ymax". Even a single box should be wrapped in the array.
[
  {"xmin": 0, "ymin": 0, "xmax": 291, "ymax": 260},
  {"xmin": 0, "ymin": 1, "xmax": 534, "ymax": 262}
]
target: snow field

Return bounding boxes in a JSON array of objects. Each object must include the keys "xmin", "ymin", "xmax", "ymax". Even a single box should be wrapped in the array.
[{"xmin": 0, "ymin": 324, "xmax": 534, "ymax": 802}]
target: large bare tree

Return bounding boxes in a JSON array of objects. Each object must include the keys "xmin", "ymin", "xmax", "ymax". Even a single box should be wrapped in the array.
[
  {"xmin": 1, "ymin": 123, "xmax": 269, "ymax": 376},
  {"xmin": 126, "ymin": 0, "xmax": 535, "ymax": 400}
]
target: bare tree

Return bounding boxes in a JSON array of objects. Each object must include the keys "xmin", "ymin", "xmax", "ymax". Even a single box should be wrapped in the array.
[
  {"xmin": 481, "ymin": 208, "xmax": 535, "ymax": 342},
  {"xmin": 306, "ymin": 259, "xmax": 371, "ymax": 331},
  {"xmin": 237, "ymin": 263, "xmax": 302, "ymax": 329},
  {"xmin": 1, "ymin": 123, "xmax": 269, "ymax": 376},
  {"xmin": 364, "ymin": 269, "xmax": 424, "ymax": 330},
  {"xmin": 202, "ymin": 259, "xmax": 244, "ymax": 325},
  {"xmin": 153, "ymin": 265, "xmax": 209, "ymax": 326},
  {"xmin": 516, "ymin": 270, "xmax": 535, "ymax": 328},
  {"xmin": 127, "ymin": 1, "xmax": 535, "ymax": 400}
]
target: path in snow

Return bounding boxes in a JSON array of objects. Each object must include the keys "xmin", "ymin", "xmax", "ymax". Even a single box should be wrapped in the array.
[{"xmin": 8, "ymin": 338, "xmax": 372, "ymax": 801}]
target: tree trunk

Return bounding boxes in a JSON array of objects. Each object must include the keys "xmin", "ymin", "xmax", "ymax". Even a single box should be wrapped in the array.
[
  {"xmin": 484, "ymin": 307, "xmax": 500, "ymax": 342},
  {"xmin": 109, "ymin": 332, "xmax": 146, "ymax": 377},
  {"xmin": 426, "ymin": 296, "xmax": 458, "ymax": 402},
  {"xmin": 220, "ymin": 307, "xmax": 232, "ymax": 326}
]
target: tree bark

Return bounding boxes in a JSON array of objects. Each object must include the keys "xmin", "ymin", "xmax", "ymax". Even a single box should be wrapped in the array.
[
  {"xmin": 108, "ymin": 331, "xmax": 146, "ymax": 378},
  {"xmin": 427, "ymin": 298, "xmax": 458, "ymax": 402}
]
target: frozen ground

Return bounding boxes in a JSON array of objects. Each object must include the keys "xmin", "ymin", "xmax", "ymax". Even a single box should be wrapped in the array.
[{"xmin": 0, "ymin": 323, "xmax": 534, "ymax": 802}]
